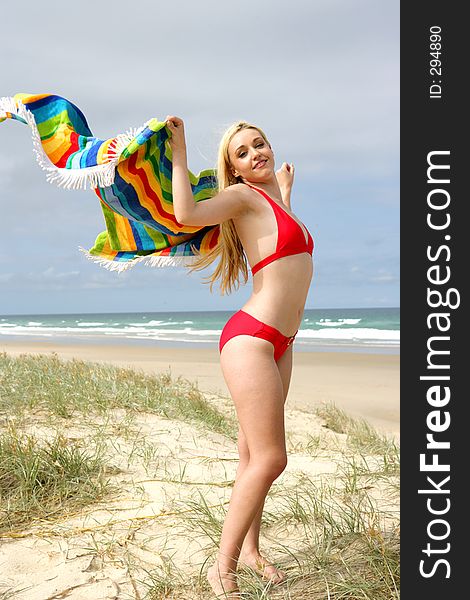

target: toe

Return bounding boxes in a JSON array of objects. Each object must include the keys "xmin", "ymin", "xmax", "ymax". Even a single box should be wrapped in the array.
[{"xmin": 263, "ymin": 564, "xmax": 286, "ymax": 583}]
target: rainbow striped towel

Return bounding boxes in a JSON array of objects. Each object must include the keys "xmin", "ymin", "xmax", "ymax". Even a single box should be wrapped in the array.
[{"xmin": 0, "ymin": 93, "xmax": 220, "ymax": 271}]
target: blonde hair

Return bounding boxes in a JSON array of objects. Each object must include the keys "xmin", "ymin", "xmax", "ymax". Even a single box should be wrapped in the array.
[{"xmin": 187, "ymin": 121, "xmax": 270, "ymax": 295}]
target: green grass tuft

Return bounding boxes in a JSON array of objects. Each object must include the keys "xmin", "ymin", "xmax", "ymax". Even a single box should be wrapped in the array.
[
  {"xmin": 316, "ymin": 403, "xmax": 399, "ymax": 457},
  {"xmin": 0, "ymin": 352, "xmax": 234, "ymax": 437},
  {"xmin": 0, "ymin": 426, "xmax": 110, "ymax": 532}
]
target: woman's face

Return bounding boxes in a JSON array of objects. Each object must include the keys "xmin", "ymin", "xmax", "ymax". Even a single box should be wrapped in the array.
[{"xmin": 228, "ymin": 128, "xmax": 274, "ymax": 183}]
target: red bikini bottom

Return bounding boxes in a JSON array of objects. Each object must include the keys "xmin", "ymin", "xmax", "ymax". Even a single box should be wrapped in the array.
[{"xmin": 219, "ymin": 310, "xmax": 297, "ymax": 361}]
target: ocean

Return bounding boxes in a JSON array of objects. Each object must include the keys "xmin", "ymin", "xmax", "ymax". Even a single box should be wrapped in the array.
[{"xmin": 0, "ymin": 307, "xmax": 399, "ymax": 354}]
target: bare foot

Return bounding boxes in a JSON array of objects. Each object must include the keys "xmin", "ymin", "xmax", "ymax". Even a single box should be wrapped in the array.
[
  {"xmin": 207, "ymin": 563, "xmax": 240, "ymax": 598},
  {"xmin": 239, "ymin": 552, "xmax": 286, "ymax": 584}
]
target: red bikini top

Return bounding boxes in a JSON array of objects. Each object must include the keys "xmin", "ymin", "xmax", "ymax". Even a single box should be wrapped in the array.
[{"xmin": 247, "ymin": 184, "xmax": 314, "ymax": 275}]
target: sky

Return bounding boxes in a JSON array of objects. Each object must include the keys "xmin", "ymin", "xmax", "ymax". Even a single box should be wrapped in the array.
[{"xmin": 0, "ymin": 0, "xmax": 399, "ymax": 315}]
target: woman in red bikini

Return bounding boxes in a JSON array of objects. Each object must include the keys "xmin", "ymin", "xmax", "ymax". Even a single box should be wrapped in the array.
[{"xmin": 166, "ymin": 115, "xmax": 314, "ymax": 598}]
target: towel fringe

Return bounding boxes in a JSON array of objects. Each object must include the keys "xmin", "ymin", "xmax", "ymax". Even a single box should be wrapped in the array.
[
  {"xmin": 78, "ymin": 246, "xmax": 196, "ymax": 272},
  {"xmin": 2, "ymin": 94, "xmax": 207, "ymax": 274},
  {"xmin": 0, "ymin": 96, "xmax": 138, "ymax": 190},
  {"xmin": 0, "ymin": 96, "xmax": 21, "ymax": 117}
]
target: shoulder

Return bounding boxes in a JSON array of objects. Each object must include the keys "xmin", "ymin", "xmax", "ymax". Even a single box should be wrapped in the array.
[
  {"xmin": 206, "ymin": 184, "xmax": 255, "ymax": 218},
  {"xmin": 220, "ymin": 183, "xmax": 258, "ymax": 210},
  {"xmin": 221, "ymin": 183, "xmax": 251, "ymax": 198},
  {"xmin": 232, "ymin": 184, "xmax": 269, "ymax": 216}
]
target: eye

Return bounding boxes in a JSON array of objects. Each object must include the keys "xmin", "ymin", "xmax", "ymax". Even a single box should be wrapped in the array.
[
  {"xmin": 238, "ymin": 151, "xmax": 247, "ymax": 158},
  {"xmin": 256, "ymin": 142, "xmax": 264, "ymax": 148}
]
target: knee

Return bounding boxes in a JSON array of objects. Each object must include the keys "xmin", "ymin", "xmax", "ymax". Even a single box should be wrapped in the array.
[{"xmin": 256, "ymin": 452, "xmax": 288, "ymax": 482}]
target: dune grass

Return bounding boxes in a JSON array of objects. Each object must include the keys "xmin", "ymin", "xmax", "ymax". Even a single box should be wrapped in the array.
[
  {"xmin": 173, "ymin": 470, "xmax": 399, "ymax": 600},
  {"xmin": 315, "ymin": 402, "xmax": 399, "ymax": 456},
  {"xmin": 166, "ymin": 406, "xmax": 400, "ymax": 599},
  {"xmin": 0, "ymin": 352, "xmax": 234, "ymax": 534},
  {"xmin": 0, "ymin": 352, "xmax": 399, "ymax": 599},
  {"xmin": 0, "ymin": 425, "xmax": 110, "ymax": 533},
  {"xmin": 0, "ymin": 351, "xmax": 234, "ymax": 437}
]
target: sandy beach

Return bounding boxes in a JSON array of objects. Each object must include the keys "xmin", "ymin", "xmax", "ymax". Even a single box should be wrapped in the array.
[
  {"xmin": 0, "ymin": 339, "xmax": 400, "ymax": 598},
  {"xmin": 1, "ymin": 339, "xmax": 399, "ymax": 436}
]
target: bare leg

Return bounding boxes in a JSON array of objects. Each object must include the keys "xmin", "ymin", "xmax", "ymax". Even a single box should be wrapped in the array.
[
  {"xmin": 207, "ymin": 337, "xmax": 288, "ymax": 597},
  {"xmin": 238, "ymin": 346, "xmax": 292, "ymax": 583}
]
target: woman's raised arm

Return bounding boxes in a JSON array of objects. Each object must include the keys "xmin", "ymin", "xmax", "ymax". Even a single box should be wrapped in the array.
[
  {"xmin": 275, "ymin": 162, "xmax": 295, "ymax": 209},
  {"xmin": 166, "ymin": 116, "xmax": 250, "ymax": 226}
]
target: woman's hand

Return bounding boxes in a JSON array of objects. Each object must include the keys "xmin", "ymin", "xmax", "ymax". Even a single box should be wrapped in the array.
[
  {"xmin": 165, "ymin": 115, "xmax": 187, "ymax": 154},
  {"xmin": 276, "ymin": 162, "xmax": 294, "ymax": 207},
  {"xmin": 276, "ymin": 162, "xmax": 295, "ymax": 190}
]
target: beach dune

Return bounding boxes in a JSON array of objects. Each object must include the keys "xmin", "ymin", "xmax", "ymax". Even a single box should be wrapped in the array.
[
  {"xmin": 1, "ymin": 340, "xmax": 399, "ymax": 436},
  {"xmin": 0, "ymin": 339, "xmax": 400, "ymax": 598}
]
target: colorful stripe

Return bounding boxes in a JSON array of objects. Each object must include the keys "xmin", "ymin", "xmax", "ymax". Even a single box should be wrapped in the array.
[{"xmin": 0, "ymin": 93, "xmax": 220, "ymax": 270}]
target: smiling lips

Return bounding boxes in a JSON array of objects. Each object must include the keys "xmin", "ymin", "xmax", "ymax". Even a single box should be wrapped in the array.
[{"xmin": 253, "ymin": 159, "xmax": 267, "ymax": 169}]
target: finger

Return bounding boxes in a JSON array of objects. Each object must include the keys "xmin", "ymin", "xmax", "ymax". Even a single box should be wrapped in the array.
[{"xmin": 165, "ymin": 115, "xmax": 179, "ymax": 126}]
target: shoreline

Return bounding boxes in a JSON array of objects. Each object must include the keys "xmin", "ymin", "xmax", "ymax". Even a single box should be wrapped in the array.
[
  {"xmin": 1, "ymin": 338, "xmax": 400, "ymax": 437},
  {"xmin": 0, "ymin": 333, "xmax": 400, "ymax": 355},
  {"xmin": 0, "ymin": 307, "xmax": 401, "ymax": 356}
]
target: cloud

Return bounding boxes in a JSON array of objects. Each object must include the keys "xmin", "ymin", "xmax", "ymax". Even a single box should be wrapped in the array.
[
  {"xmin": 27, "ymin": 267, "xmax": 80, "ymax": 281},
  {"xmin": 315, "ymin": 257, "xmax": 399, "ymax": 288},
  {"xmin": 0, "ymin": 0, "xmax": 399, "ymax": 311},
  {"xmin": 369, "ymin": 271, "xmax": 398, "ymax": 284},
  {"xmin": 2, "ymin": 267, "xmax": 129, "ymax": 292},
  {"xmin": 1, "ymin": 1, "xmax": 398, "ymax": 179}
]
